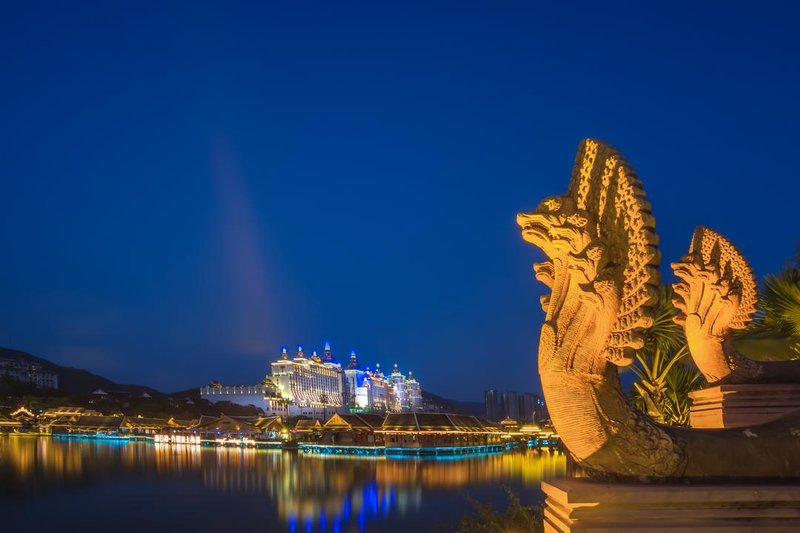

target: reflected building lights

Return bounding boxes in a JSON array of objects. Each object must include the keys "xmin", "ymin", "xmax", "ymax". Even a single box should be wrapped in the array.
[{"xmin": 1, "ymin": 437, "xmax": 565, "ymax": 530}]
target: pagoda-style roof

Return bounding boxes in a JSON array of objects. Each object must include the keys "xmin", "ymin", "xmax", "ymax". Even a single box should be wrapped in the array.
[
  {"xmin": 253, "ymin": 416, "xmax": 285, "ymax": 432},
  {"xmin": 192, "ymin": 415, "xmax": 219, "ymax": 427},
  {"xmin": 192, "ymin": 414, "xmax": 260, "ymax": 434},
  {"xmin": 293, "ymin": 419, "xmax": 322, "ymax": 431},
  {"xmin": 0, "ymin": 412, "xmax": 22, "ymax": 427},
  {"xmin": 167, "ymin": 417, "xmax": 196, "ymax": 428},
  {"xmin": 10, "ymin": 407, "xmax": 35, "ymax": 419},
  {"xmin": 66, "ymin": 415, "xmax": 124, "ymax": 429},
  {"xmin": 323, "ymin": 413, "xmax": 384, "ymax": 431},
  {"xmin": 41, "ymin": 407, "xmax": 102, "ymax": 418},
  {"xmin": 379, "ymin": 413, "xmax": 502, "ymax": 434},
  {"xmin": 122, "ymin": 416, "xmax": 169, "ymax": 430}
]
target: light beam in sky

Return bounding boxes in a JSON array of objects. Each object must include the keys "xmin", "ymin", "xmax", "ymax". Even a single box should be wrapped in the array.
[{"xmin": 211, "ymin": 137, "xmax": 282, "ymax": 357}]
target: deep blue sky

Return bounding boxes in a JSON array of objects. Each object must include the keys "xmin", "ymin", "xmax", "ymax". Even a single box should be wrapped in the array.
[{"xmin": 1, "ymin": 2, "xmax": 799, "ymax": 400}]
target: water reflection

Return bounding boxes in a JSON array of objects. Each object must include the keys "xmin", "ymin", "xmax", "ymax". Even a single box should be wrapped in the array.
[{"xmin": 0, "ymin": 437, "xmax": 566, "ymax": 531}]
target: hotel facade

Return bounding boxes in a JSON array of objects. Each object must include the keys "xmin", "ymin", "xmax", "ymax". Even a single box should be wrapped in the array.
[
  {"xmin": 201, "ymin": 343, "xmax": 423, "ymax": 420},
  {"xmin": 269, "ymin": 345, "xmax": 344, "ymax": 420},
  {"xmin": 343, "ymin": 353, "xmax": 422, "ymax": 414}
]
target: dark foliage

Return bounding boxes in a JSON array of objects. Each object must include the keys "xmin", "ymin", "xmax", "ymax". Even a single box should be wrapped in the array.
[{"xmin": 456, "ymin": 486, "xmax": 544, "ymax": 533}]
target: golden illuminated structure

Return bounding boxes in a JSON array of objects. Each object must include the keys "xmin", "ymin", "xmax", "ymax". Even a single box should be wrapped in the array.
[
  {"xmin": 320, "ymin": 413, "xmax": 385, "ymax": 446},
  {"xmin": 518, "ymin": 139, "xmax": 800, "ymax": 478},
  {"xmin": 672, "ymin": 226, "xmax": 800, "ymax": 384},
  {"xmin": 379, "ymin": 413, "xmax": 504, "ymax": 453}
]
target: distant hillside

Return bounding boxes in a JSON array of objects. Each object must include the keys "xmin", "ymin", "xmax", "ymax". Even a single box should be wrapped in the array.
[
  {"xmin": 0, "ymin": 347, "xmax": 162, "ymax": 397},
  {"xmin": 423, "ymin": 391, "xmax": 484, "ymax": 417}
]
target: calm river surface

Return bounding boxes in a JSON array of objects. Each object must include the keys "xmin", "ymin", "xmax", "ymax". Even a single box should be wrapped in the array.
[{"xmin": 0, "ymin": 436, "xmax": 566, "ymax": 532}]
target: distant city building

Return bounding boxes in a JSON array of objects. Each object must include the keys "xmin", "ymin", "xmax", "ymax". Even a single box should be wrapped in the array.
[
  {"xmin": 484, "ymin": 389, "xmax": 499, "ymax": 420},
  {"xmin": 0, "ymin": 358, "xmax": 58, "ymax": 389},
  {"xmin": 517, "ymin": 392, "xmax": 536, "ymax": 423},
  {"xmin": 484, "ymin": 389, "xmax": 545, "ymax": 422},
  {"xmin": 201, "ymin": 343, "xmax": 422, "ymax": 420},
  {"xmin": 422, "ymin": 396, "xmax": 444, "ymax": 413},
  {"xmin": 501, "ymin": 391, "xmax": 519, "ymax": 421}
]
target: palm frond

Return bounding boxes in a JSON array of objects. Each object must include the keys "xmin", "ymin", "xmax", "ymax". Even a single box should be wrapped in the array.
[{"xmin": 745, "ymin": 266, "xmax": 800, "ymax": 359}]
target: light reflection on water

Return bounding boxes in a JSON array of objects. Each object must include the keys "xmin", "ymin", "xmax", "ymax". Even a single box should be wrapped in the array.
[{"xmin": 0, "ymin": 436, "xmax": 566, "ymax": 532}]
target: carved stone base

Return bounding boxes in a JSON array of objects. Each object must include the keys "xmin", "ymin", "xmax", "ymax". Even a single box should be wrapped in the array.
[
  {"xmin": 543, "ymin": 479, "xmax": 800, "ymax": 532},
  {"xmin": 689, "ymin": 384, "xmax": 800, "ymax": 429}
]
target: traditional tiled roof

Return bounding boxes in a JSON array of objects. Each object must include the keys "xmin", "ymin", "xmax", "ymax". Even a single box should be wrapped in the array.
[
  {"xmin": 323, "ymin": 413, "xmax": 384, "ymax": 431},
  {"xmin": 379, "ymin": 413, "xmax": 502, "ymax": 434},
  {"xmin": 41, "ymin": 415, "xmax": 74, "ymax": 427},
  {"xmin": 122, "ymin": 417, "xmax": 169, "ymax": 429},
  {"xmin": 192, "ymin": 415, "xmax": 219, "ymax": 427},
  {"xmin": 41, "ymin": 407, "xmax": 102, "ymax": 418},
  {"xmin": 293, "ymin": 419, "xmax": 322, "ymax": 431},
  {"xmin": 10, "ymin": 407, "xmax": 35, "ymax": 419},
  {"xmin": 192, "ymin": 415, "xmax": 259, "ymax": 434},
  {"xmin": 167, "ymin": 417, "xmax": 195, "ymax": 428},
  {"xmin": 253, "ymin": 416, "xmax": 285, "ymax": 431},
  {"xmin": 68, "ymin": 415, "xmax": 124, "ymax": 429},
  {"xmin": 0, "ymin": 412, "xmax": 21, "ymax": 426}
]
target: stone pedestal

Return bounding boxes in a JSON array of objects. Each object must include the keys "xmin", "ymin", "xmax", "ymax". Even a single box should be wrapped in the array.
[
  {"xmin": 689, "ymin": 384, "xmax": 800, "ymax": 429},
  {"xmin": 543, "ymin": 479, "xmax": 800, "ymax": 532}
]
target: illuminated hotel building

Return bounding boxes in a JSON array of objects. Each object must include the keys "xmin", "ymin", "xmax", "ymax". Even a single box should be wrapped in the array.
[
  {"xmin": 389, "ymin": 364, "xmax": 407, "ymax": 410},
  {"xmin": 270, "ymin": 344, "xmax": 344, "ymax": 420},
  {"xmin": 405, "ymin": 372, "xmax": 422, "ymax": 412},
  {"xmin": 344, "ymin": 353, "xmax": 423, "ymax": 414},
  {"xmin": 201, "ymin": 344, "xmax": 344, "ymax": 420},
  {"xmin": 202, "ymin": 342, "xmax": 421, "ymax": 419}
]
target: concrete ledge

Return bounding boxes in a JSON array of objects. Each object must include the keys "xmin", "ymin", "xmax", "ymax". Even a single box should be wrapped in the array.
[
  {"xmin": 689, "ymin": 384, "xmax": 800, "ymax": 429},
  {"xmin": 543, "ymin": 479, "xmax": 800, "ymax": 532}
]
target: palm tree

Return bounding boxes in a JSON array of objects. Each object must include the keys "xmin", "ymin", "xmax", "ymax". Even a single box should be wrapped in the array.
[
  {"xmin": 630, "ymin": 286, "xmax": 704, "ymax": 426},
  {"xmin": 632, "ymin": 253, "xmax": 800, "ymax": 426},
  {"xmin": 659, "ymin": 362, "xmax": 704, "ymax": 426},
  {"xmin": 736, "ymin": 260, "xmax": 800, "ymax": 360}
]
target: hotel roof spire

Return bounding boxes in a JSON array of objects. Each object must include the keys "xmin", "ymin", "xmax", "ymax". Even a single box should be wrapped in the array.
[{"xmin": 347, "ymin": 350, "xmax": 359, "ymax": 369}]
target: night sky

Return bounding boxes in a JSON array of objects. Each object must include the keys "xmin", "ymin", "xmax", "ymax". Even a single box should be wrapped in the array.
[{"xmin": 2, "ymin": 2, "xmax": 799, "ymax": 400}]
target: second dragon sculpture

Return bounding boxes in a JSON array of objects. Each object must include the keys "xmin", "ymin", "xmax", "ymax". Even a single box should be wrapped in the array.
[
  {"xmin": 672, "ymin": 227, "xmax": 800, "ymax": 385},
  {"xmin": 518, "ymin": 139, "xmax": 800, "ymax": 479}
]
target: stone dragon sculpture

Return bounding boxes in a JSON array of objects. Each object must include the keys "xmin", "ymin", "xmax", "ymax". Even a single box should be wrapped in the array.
[
  {"xmin": 672, "ymin": 227, "xmax": 800, "ymax": 384},
  {"xmin": 518, "ymin": 139, "xmax": 800, "ymax": 478}
]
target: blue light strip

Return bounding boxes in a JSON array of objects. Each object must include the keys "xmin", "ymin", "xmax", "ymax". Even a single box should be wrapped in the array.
[{"xmin": 384, "ymin": 444, "xmax": 504, "ymax": 456}]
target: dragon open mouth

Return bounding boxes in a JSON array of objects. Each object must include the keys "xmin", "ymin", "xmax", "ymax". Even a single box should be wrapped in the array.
[{"xmin": 517, "ymin": 213, "xmax": 553, "ymax": 243}]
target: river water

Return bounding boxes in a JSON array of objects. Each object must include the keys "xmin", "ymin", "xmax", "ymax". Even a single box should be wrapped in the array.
[{"xmin": 0, "ymin": 436, "xmax": 566, "ymax": 532}]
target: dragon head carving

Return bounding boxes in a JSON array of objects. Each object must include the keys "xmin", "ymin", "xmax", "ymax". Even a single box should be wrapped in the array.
[
  {"xmin": 671, "ymin": 226, "xmax": 758, "ymax": 383},
  {"xmin": 518, "ymin": 139, "xmax": 661, "ymax": 372},
  {"xmin": 672, "ymin": 226, "xmax": 757, "ymax": 333}
]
